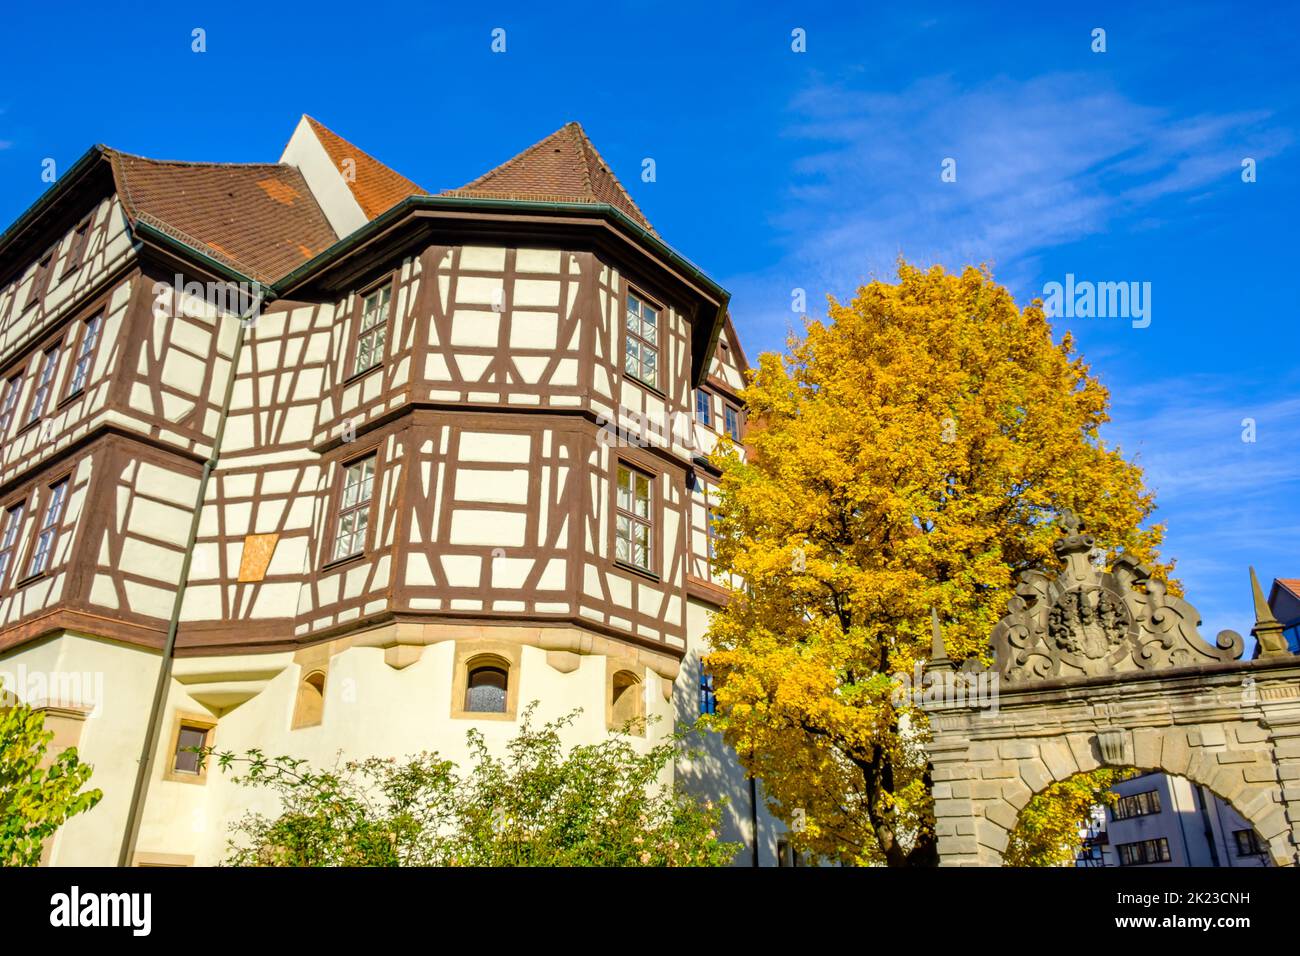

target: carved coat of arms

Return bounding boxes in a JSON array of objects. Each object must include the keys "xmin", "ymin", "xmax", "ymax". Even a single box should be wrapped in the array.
[
  {"xmin": 1049, "ymin": 587, "xmax": 1130, "ymax": 661},
  {"xmin": 990, "ymin": 510, "xmax": 1243, "ymax": 683}
]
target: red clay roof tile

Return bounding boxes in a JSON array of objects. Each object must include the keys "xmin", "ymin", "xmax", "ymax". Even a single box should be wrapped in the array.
[
  {"xmin": 108, "ymin": 150, "xmax": 337, "ymax": 283},
  {"xmin": 304, "ymin": 116, "xmax": 426, "ymax": 220},
  {"xmin": 443, "ymin": 122, "xmax": 656, "ymax": 235}
]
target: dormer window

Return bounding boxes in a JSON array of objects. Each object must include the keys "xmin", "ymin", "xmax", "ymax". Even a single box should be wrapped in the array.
[
  {"xmin": 624, "ymin": 292, "xmax": 659, "ymax": 388},
  {"xmin": 353, "ymin": 285, "xmax": 391, "ymax": 376}
]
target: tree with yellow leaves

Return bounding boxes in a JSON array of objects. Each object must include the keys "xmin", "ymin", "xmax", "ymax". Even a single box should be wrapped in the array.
[
  {"xmin": 1004, "ymin": 770, "xmax": 1130, "ymax": 867},
  {"xmin": 704, "ymin": 261, "xmax": 1169, "ymax": 866}
]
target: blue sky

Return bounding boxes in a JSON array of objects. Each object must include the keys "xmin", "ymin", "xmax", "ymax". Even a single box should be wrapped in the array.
[{"xmin": 2, "ymin": 1, "xmax": 1296, "ymax": 640}]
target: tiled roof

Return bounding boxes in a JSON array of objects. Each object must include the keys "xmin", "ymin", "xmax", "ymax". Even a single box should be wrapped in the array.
[
  {"xmin": 304, "ymin": 116, "xmax": 426, "ymax": 220},
  {"xmin": 443, "ymin": 122, "xmax": 657, "ymax": 235},
  {"xmin": 107, "ymin": 150, "xmax": 338, "ymax": 283},
  {"xmin": 82, "ymin": 120, "xmax": 655, "ymax": 284},
  {"xmin": 1276, "ymin": 579, "xmax": 1300, "ymax": 600}
]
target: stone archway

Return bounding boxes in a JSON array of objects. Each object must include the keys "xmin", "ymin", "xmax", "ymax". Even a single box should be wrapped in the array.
[{"xmin": 923, "ymin": 512, "xmax": 1300, "ymax": 867}]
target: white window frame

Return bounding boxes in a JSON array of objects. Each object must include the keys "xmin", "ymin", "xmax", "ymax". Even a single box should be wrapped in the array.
[
  {"xmin": 353, "ymin": 286, "xmax": 391, "ymax": 376},
  {"xmin": 27, "ymin": 479, "xmax": 68, "ymax": 577},
  {"xmin": 331, "ymin": 455, "xmax": 375, "ymax": 561},
  {"xmin": 614, "ymin": 463, "xmax": 654, "ymax": 572},
  {"xmin": 68, "ymin": 314, "xmax": 102, "ymax": 395},
  {"xmin": 623, "ymin": 292, "xmax": 659, "ymax": 388},
  {"xmin": 26, "ymin": 346, "xmax": 60, "ymax": 426}
]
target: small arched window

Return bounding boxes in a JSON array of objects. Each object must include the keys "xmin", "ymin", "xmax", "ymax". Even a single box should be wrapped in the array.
[
  {"xmin": 466, "ymin": 664, "xmax": 509, "ymax": 713},
  {"xmin": 292, "ymin": 670, "xmax": 327, "ymax": 729},
  {"xmin": 610, "ymin": 670, "xmax": 644, "ymax": 731}
]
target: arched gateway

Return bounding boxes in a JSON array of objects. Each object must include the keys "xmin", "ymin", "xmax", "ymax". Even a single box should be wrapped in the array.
[{"xmin": 923, "ymin": 512, "xmax": 1300, "ymax": 866}]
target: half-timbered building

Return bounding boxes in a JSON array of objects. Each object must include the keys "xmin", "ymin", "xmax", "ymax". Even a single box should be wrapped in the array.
[{"xmin": 0, "ymin": 116, "xmax": 785, "ymax": 865}]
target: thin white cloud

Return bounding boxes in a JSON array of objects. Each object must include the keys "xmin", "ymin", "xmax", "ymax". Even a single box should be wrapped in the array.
[
  {"xmin": 1102, "ymin": 377, "xmax": 1300, "ymax": 638},
  {"xmin": 726, "ymin": 73, "xmax": 1289, "ymax": 332}
]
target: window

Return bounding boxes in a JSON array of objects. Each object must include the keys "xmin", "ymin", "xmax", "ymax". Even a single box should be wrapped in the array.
[
  {"xmin": 164, "ymin": 712, "xmax": 217, "ymax": 783},
  {"xmin": 172, "ymin": 725, "xmax": 209, "ymax": 775},
  {"xmin": 67, "ymin": 314, "xmax": 102, "ymax": 396},
  {"xmin": 1234, "ymin": 829, "xmax": 1262, "ymax": 856},
  {"xmin": 0, "ymin": 376, "xmax": 20, "ymax": 436},
  {"xmin": 1111, "ymin": 789, "xmax": 1161, "ymax": 821},
  {"xmin": 610, "ymin": 670, "xmax": 644, "ymax": 732},
  {"xmin": 694, "ymin": 388, "xmax": 712, "ymax": 427},
  {"xmin": 777, "ymin": 837, "xmax": 803, "ymax": 867},
  {"xmin": 623, "ymin": 292, "xmax": 659, "ymax": 387},
  {"xmin": 65, "ymin": 217, "xmax": 92, "ymax": 275},
  {"xmin": 1117, "ymin": 837, "xmax": 1171, "ymax": 866},
  {"xmin": 291, "ymin": 671, "xmax": 327, "ymax": 729},
  {"xmin": 706, "ymin": 504, "xmax": 722, "ymax": 578},
  {"xmin": 25, "ymin": 346, "xmax": 60, "ymax": 426},
  {"xmin": 1284, "ymin": 622, "xmax": 1300, "ymax": 652},
  {"xmin": 24, "ymin": 252, "xmax": 54, "ymax": 311},
  {"xmin": 699, "ymin": 670, "xmax": 716, "ymax": 715},
  {"xmin": 353, "ymin": 285, "xmax": 390, "ymax": 376},
  {"xmin": 27, "ymin": 479, "xmax": 67, "ymax": 577},
  {"xmin": 465, "ymin": 665, "xmax": 508, "ymax": 713},
  {"xmin": 453, "ymin": 648, "xmax": 518, "ymax": 719},
  {"xmin": 615, "ymin": 464, "xmax": 653, "ymax": 572},
  {"xmin": 724, "ymin": 403, "xmax": 742, "ymax": 441},
  {"xmin": 331, "ymin": 455, "xmax": 374, "ymax": 561},
  {"xmin": 0, "ymin": 502, "xmax": 25, "ymax": 585}
]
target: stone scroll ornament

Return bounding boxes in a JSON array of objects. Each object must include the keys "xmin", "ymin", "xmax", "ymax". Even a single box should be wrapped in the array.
[{"xmin": 991, "ymin": 510, "xmax": 1244, "ymax": 682}]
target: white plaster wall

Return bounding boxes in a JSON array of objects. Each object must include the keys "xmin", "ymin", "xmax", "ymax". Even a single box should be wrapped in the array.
[
  {"xmin": 0, "ymin": 633, "xmax": 161, "ymax": 866},
  {"xmin": 124, "ymin": 638, "xmax": 673, "ymax": 865}
]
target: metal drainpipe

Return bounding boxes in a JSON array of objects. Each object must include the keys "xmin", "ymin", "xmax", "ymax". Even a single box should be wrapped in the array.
[{"xmin": 116, "ymin": 285, "xmax": 265, "ymax": 867}]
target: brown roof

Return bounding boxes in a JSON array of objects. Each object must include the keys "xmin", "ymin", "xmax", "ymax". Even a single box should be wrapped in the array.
[
  {"xmin": 108, "ymin": 150, "xmax": 338, "ymax": 283},
  {"xmin": 304, "ymin": 116, "xmax": 426, "ymax": 220},
  {"xmin": 443, "ymin": 122, "xmax": 656, "ymax": 235},
  {"xmin": 1276, "ymin": 579, "xmax": 1300, "ymax": 600}
]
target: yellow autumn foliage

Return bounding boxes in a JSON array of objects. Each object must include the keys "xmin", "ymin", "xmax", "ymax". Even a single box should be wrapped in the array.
[{"xmin": 704, "ymin": 261, "xmax": 1170, "ymax": 866}]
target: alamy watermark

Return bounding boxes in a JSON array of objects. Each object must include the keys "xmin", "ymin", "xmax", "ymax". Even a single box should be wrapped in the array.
[
  {"xmin": 596, "ymin": 404, "xmax": 704, "ymax": 452},
  {"xmin": 0, "ymin": 664, "xmax": 104, "ymax": 717},
  {"xmin": 151, "ymin": 274, "xmax": 264, "ymax": 326},
  {"xmin": 1042, "ymin": 274, "xmax": 1151, "ymax": 329}
]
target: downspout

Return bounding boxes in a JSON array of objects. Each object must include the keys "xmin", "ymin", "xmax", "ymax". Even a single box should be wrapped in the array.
[{"xmin": 116, "ymin": 277, "xmax": 266, "ymax": 867}]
